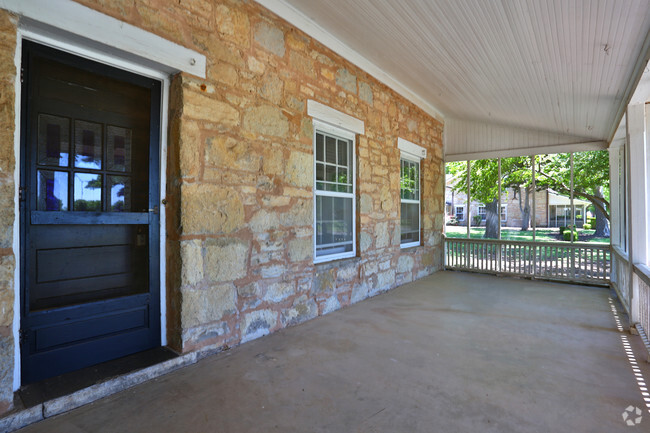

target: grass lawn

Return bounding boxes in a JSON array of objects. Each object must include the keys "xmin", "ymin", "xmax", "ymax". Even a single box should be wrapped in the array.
[{"xmin": 445, "ymin": 225, "xmax": 610, "ymax": 244}]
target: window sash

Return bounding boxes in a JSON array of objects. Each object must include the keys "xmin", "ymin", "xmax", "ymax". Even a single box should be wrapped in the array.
[
  {"xmin": 314, "ymin": 126, "xmax": 355, "ymax": 263},
  {"xmin": 400, "ymin": 157, "xmax": 420, "ymax": 247}
]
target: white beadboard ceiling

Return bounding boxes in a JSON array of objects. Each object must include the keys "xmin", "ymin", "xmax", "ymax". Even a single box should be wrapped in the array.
[{"xmin": 257, "ymin": 0, "xmax": 650, "ymax": 158}]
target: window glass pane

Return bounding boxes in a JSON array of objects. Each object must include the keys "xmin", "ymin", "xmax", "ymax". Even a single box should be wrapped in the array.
[
  {"xmin": 38, "ymin": 114, "xmax": 69, "ymax": 167},
  {"xmin": 74, "ymin": 172, "xmax": 102, "ymax": 211},
  {"xmin": 315, "ymin": 133, "xmax": 324, "ymax": 162},
  {"xmin": 316, "ymin": 195, "xmax": 353, "ymax": 257},
  {"xmin": 37, "ymin": 170, "xmax": 68, "ymax": 211},
  {"xmin": 108, "ymin": 175, "xmax": 131, "ymax": 212},
  {"xmin": 337, "ymin": 139, "xmax": 347, "ymax": 166},
  {"xmin": 107, "ymin": 125, "xmax": 132, "ymax": 172},
  {"xmin": 316, "ymin": 162, "xmax": 324, "ymax": 181},
  {"xmin": 74, "ymin": 120, "xmax": 102, "ymax": 169},
  {"xmin": 325, "ymin": 136, "xmax": 336, "ymax": 164},
  {"xmin": 535, "ymin": 153, "xmax": 572, "ymax": 242},
  {"xmin": 401, "ymin": 202, "xmax": 419, "ymax": 244}
]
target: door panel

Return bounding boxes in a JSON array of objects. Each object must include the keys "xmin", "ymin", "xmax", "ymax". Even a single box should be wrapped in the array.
[{"xmin": 20, "ymin": 41, "xmax": 161, "ymax": 384}]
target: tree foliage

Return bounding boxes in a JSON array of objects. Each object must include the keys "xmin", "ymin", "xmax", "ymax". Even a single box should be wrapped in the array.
[{"xmin": 447, "ymin": 151, "xmax": 611, "ymax": 238}]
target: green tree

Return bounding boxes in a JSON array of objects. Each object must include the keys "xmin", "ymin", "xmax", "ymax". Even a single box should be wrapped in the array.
[{"xmin": 535, "ymin": 151, "xmax": 610, "ymax": 236}]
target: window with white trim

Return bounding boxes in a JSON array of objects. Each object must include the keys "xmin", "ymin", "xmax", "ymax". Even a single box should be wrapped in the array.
[
  {"xmin": 478, "ymin": 206, "xmax": 486, "ymax": 221},
  {"xmin": 400, "ymin": 157, "xmax": 420, "ymax": 247},
  {"xmin": 478, "ymin": 205, "xmax": 506, "ymax": 222},
  {"xmin": 455, "ymin": 206, "xmax": 465, "ymax": 221},
  {"xmin": 500, "ymin": 204, "xmax": 507, "ymax": 222},
  {"xmin": 398, "ymin": 138, "xmax": 426, "ymax": 248},
  {"xmin": 314, "ymin": 123, "xmax": 356, "ymax": 261}
]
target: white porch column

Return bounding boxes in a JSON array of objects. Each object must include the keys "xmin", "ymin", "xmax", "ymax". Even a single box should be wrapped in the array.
[{"xmin": 626, "ymin": 103, "xmax": 648, "ymax": 323}]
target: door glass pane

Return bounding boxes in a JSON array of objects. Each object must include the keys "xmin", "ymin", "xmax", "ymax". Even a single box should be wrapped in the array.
[
  {"xmin": 107, "ymin": 126, "xmax": 132, "ymax": 172},
  {"xmin": 38, "ymin": 114, "xmax": 69, "ymax": 167},
  {"xmin": 108, "ymin": 176, "xmax": 131, "ymax": 212},
  {"xmin": 37, "ymin": 170, "xmax": 68, "ymax": 211},
  {"xmin": 74, "ymin": 120, "xmax": 102, "ymax": 169},
  {"xmin": 74, "ymin": 173, "xmax": 102, "ymax": 211}
]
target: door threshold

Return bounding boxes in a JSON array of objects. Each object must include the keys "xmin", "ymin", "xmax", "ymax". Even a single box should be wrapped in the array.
[
  {"xmin": 18, "ymin": 347, "xmax": 178, "ymax": 408},
  {"xmin": 0, "ymin": 346, "xmax": 214, "ymax": 433}
]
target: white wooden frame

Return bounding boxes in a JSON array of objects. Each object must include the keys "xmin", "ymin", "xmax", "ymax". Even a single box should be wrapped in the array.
[
  {"xmin": 400, "ymin": 153, "xmax": 421, "ymax": 249},
  {"xmin": 312, "ymin": 120, "xmax": 357, "ymax": 263}
]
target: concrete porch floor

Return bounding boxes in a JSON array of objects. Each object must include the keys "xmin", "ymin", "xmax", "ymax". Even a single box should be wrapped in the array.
[{"xmin": 17, "ymin": 271, "xmax": 650, "ymax": 432}]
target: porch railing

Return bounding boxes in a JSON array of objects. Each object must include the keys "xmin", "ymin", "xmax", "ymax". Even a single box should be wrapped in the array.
[{"xmin": 445, "ymin": 237, "xmax": 610, "ymax": 285}]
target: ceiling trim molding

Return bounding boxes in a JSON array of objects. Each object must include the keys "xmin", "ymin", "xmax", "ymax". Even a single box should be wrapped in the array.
[
  {"xmin": 445, "ymin": 141, "xmax": 608, "ymax": 162},
  {"xmin": 607, "ymin": 27, "xmax": 650, "ymax": 144},
  {"xmin": 255, "ymin": 0, "xmax": 445, "ymax": 123}
]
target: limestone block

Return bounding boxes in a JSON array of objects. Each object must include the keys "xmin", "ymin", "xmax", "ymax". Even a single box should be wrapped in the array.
[
  {"xmin": 322, "ymin": 296, "xmax": 340, "ymax": 315},
  {"xmin": 182, "ymin": 284, "xmax": 237, "ymax": 328},
  {"xmin": 250, "ymin": 209, "xmax": 280, "ymax": 233},
  {"xmin": 0, "ymin": 181, "xmax": 14, "ymax": 249},
  {"xmin": 0, "ymin": 332, "xmax": 13, "ymax": 411},
  {"xmin": 397, "ymin": 255, "xmax": 414, "ymax": 273},
  {"xmin": 183, "ymin": 91, "xmax": 239, "ymax": 126},
  {"xmin": 215, "ymin": 4, "xmax": 250, "ymax": 47},
  {"xmin": 281, "ymin": 295, "xmax": 317, "ymax": 327},
  {"xmin": 205, "ymin": 135, "xmax": 262, "ymax": 172},
  {"xmin": 254, "ymin": 21, "xmax": 285, "ymax": 57},
  {"xmin": 247, "ymin": 56, "xmax": 265, "ymax": 75},
  {"xmin": 312, "ymin": 268, "xmax": 335, "ymax": 296},
  {"xmin": 0, "ymin": 255, "xmax": 14, "ymax": 327},
  {"xmin": 243, "ymin": 105, "xmax": 289, "ymax": 137},
  {"xmin": 359, "ymin": 193, "xmax": 373, "ymax": 214},
  {"xmin": 182, "ymin": 321, "xmax": 230, "ymax": 348},
  {"xmin": 375, "ymin": 269, "xmax": 396, "ymax": 291},
  {"xmin": 180, "ymin": 239, "xmax": 203, "ymax": 286},
  {"xmin": 264, "ymin": 281, "xmax": 296, "ymax": 303},
  {"xmin": 204, "ymin": 238, "xmax": 249, "ymax": 282},
  {"xmin": 285, "ymin": 151, "xmax": 312, "ymax": 188},
  {"xmin": 281, "ymin": 199, "xmax": 311, "ymax": 227},
  {"xmin": 179, "ymin": 120, "xmax": 201, "ymax": 178},
  {"xmin": 351, "ymin": 283, "xmax": 369, "ymax": 303},
  {"xmin": 288, "ymin": 237, "xmax": 311, "ymax": 262},
  {"xmin": 359, "ymin": 232, "xmax": 372, "ymax": 252},
  {"xmin": 289, "ymin": 51, "xmax": 315, "ymax": 79},
  {"xmin": 241, "ymin": 309, "xmax": 278, "ymax": 342},
  {"xmin": 375, "ymin": 221, "xmax": 389, "ymax": 249},
  {"xmin": 208, "ymin": 61, "xmax": 238, "ymax": 86},
  {"xmin": 336, "ymin": 68, "xmax": 357, "ymax": 93},
  {"xmin": 359, "ymin": 81, "xmax": 373, "ymax": 105},
  {"xmin": 181, "ymin": 184, "xmax": 244, "ymax": 235},
  {"xmin": 259, "ymin": 71, "xmax": 283, "ymax": 104}
]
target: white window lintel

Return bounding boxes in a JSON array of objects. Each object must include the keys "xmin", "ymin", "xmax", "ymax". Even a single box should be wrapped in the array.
[
  {"xmin": 308, "ymin": 100, "xmax": 364, "ymax": 135},
  {"xmin": 398, "ymin": 137, "xmax": 427, "ymax": 160}
]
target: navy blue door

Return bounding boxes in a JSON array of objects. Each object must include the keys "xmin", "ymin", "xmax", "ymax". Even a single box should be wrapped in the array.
[{"xmin": 20, "ymin": 42, "xmax": 161, "ymax": 384}]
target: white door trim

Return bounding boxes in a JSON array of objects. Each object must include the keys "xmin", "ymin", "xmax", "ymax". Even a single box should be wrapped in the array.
[{"xmin": 12, "ymin": 22, "xmax": 174, "ymax": 391}]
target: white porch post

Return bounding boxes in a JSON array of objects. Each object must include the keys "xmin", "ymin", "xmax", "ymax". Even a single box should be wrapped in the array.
[{"xmin": 626, "ymin": 102, "xmax": 648, "ymax": 324}]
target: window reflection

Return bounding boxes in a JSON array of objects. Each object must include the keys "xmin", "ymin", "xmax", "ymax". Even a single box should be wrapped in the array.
[
  {"xmin": 37, "ymin": 170, "xmax": 68, "ymax": 211},
  {"xmin": 74, "ymin": 173, "xmax": 102, "ymax": 211},
  {"xmin": 108, "ymin": 176, "xmax": 131, "ymax": 212}
]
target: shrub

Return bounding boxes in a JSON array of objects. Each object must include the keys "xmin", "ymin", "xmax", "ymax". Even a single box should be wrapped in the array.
[
  {"xmin": 563, "ymin": 230, "xmax": 579, "ymax": 241},
  {"xmin": 583, "ymin": 223, "xmax": 592, "ymax": 230},
  {"xmin": 588, "ymin": 217, "xmax": 597, "ymax": 226},
  {"xmin": 559, "ymin": 226, "xmax": 567, "ymax": 235}
]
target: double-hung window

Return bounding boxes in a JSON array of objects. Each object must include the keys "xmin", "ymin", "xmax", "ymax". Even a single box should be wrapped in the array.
[
  {"xmin": 314, "ymin": 122, "xmax": 356, "ymax": 261},
  {"xmin": 398, "ymin": 138, "xmax": 426, "ymax": 248},
  {"xmin": 455, "ymin": 206, "xmax": 465, "ymax": 221}
]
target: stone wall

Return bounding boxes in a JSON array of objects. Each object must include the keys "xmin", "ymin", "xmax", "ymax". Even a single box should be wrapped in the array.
[
  {"xmin": 0, "ymin": 9, "xmax": 16, "ymax": 414},
  {"xmin": 0, "ymin": 0, "xmax": 444, "ymax": 411},
  {"xmin": 74, "ymin": 0, "xmax": 445, "ymax": 353}
]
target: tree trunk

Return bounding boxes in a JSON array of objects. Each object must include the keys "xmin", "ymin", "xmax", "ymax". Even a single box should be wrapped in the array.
[
  {"xmin": 593, "ymin": 187, "xmax": 610, "ymax": 237},
  {"xmin": 484, "ymin": 199, "xmax": 499, "ymax": 239},
  {"xmin": 516, "ymin": 186, "xmax": 531, "ymax": 231}
]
